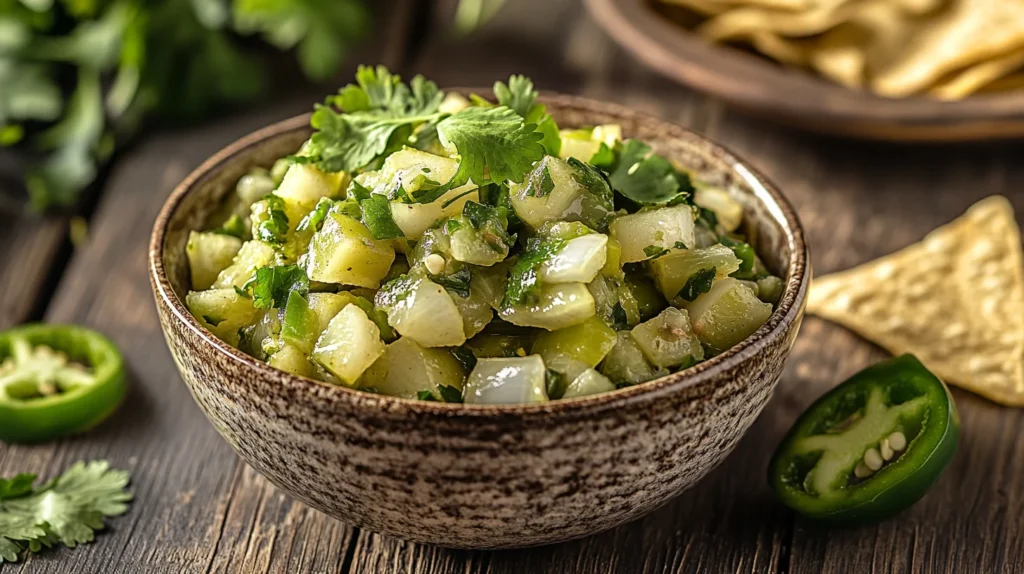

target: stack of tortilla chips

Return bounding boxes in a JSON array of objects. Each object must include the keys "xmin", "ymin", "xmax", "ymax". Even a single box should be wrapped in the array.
[
  {"xmin": 655, "ymin": 0, "xmax": 1024, "ymax": 99},
  {"xmin": 808, "ymin": 196, "xmax": 1024, "ymax": 406}
]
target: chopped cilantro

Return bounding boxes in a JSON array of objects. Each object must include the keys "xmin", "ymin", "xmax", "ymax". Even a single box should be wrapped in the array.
[
  {"xmin": 438, "ymin": 384, "xmax": 464, "ymax": 403},
  {"xmin": 678, "ymin": 266, "xmax": 716, "ymax": 301},
  {"xmin": 296, "ymin": 197, "xmax": 337, "ymax": 232},
  {"xmin": 545, "ymin": 368, "xmax": 569, "ymax": 400},
  {"xmin": 674, "ymin": 240, "xmax": 689, "ymax": 250},
  {"xmin": 416, "ymin": 390, "xmax": 437, "ymax": 401},
  {"xmin": 503, "ymin": 234, "xmax": 567, "ymax": 306},
  {"xmin": 433, "ymin": 266, "xmax": 472, "ymax": 299},
  {"xmin": 450, "ymin": 346, "xmax": 478, "ymax": 373},
  {"xmin": 347, "ymin": 179, "xmax": 373, "ymax": 201},
  {"xmin": 242, "ymin": 265, "xmax": 309, "ymax": 309},
  {"xmin": 522, "ymin": 163, "xmax": 555, "ymax": 198},
  {"xmin": 643, "ymin": 245, "xmax": 669, "ymax": 259},
  {"xmin": 255, "ymin": 194, "xmax": 289, "ymax": 244},
  {"xmin": 359, "ymin": 195, "xmax": 405, "ymax": 239},
  {"xmin": 697, "ymin": 206, "xmax": 719, "ymax": 230},
  {"xmin": 608, "ymin": 139, "xmax": 693, "ymax": 206},
  {"xmin": 590, "ymin": 142, "xmax": 615, "ymax": 167}
]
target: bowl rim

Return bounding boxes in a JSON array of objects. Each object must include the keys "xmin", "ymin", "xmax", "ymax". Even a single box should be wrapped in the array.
[
  {"xmin": 585, "ymin": 0, "xmax": 1024, "ymax": 140},
  {"xmin": 148, "ymin": 92, "xmax": 810, "ymax": 417}
]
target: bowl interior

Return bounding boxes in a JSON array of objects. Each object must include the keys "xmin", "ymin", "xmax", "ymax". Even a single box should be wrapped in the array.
[{"xmin": 158, "ymin": 95, "xmax": 806, "ymax": 403}]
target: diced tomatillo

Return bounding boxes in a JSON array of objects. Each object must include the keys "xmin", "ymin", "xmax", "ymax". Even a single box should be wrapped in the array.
[
  {"xmin": 768, "ymin": 355, "xmax": 959, "ymax": 525},
  {"xmin": 464, "ymin": 356, "xmax": 547, "ymax": 404},
  {"xmin": 0, "ymin": 325, "xmax": 126, "ymax": 443}
]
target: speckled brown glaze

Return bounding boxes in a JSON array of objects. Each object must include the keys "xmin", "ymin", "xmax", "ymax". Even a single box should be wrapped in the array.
[{"xmin": 149, "ymin": 94, "xmax": 810, "ymax": 549}]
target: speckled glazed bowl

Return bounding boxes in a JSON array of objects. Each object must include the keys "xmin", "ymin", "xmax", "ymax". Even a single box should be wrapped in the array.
[{"xmin": 149, "ymin": 94, "xmax": 810, "ymax": 549}]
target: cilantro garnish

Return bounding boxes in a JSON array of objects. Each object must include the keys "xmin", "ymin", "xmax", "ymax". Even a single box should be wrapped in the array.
[
  {"xmin": 494, "ymin": 74, "xmax": 561, "ymax": 157},
  {"xmin": 436, "ymin": 105, "xmax": 545, "ymax": 191},
  {"xmin": 359, "ymin": 195, "xmax": 405, "ymax": 240},
  {"xmin": 296, "ymin": 197, "xmax": 337, "ymax": 233},
  {"xmin": 608, "ymin": 139, "xmax": 694, "ymax": 206},
  {"xmin": 521, "ymin": 163, "xmax": 555, "ymax": 198},
  {"xmin": 416, "ymin": 384, "xmax": 464, "ymax": 403},
  {"xmin": 433, "ymin": 266, "xmax": 473, "ymax": 299},
  {"xmin": 242, "ymin": 265, "xmax": 309, "ymax": 309},
  {"xmin": 0, "ymin": 461, "xmax": 132, "ymax": 564},
  {"xmin": 545, "ymin": 368, "xmax": 569, "ymax": 400},
  {"xmin": 254, "ymin": 194, "xmax": 289, "ymax": 244},
  {"xmin": 643, "ymin": 245, "xmax": 670, "ymax": 259},
  {"xmin": 503, "ymin": 234, "xmax": 568, "ymax": 307},
  {"xmin": 678, "ymin": 266, "xmax": 716, "ymax": 301}
]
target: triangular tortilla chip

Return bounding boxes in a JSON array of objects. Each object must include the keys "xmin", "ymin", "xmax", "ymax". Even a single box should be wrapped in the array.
[
  {"xmin": 808, "ymin": 196, "xmax": 1024, "ymax": 406},
  {"xmin": 930, "ymin": 49, "xmax": 1024, "ymax": 100}
]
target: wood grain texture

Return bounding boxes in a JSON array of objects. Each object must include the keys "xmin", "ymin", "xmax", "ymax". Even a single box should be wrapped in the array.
[
  {"xmin": 0, "ymin": 3, "xmax": 414, "ymax": 572},
  {"xmin": 0, "ymin": 215, "xmax": 66, "ymax": 329}
]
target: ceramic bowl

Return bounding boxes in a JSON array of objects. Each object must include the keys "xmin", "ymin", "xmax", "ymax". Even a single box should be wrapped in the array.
[{"xmin": 149, "ymin": 94, "xmax": 810, "ymax": 549}]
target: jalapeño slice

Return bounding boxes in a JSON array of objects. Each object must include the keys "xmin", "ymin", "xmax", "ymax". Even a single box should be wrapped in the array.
[
  {"xmin": 768, "ymin": 354, "xmax": 959, "ymax": 525},
  {"xmin": 0, "ymin": 325, "xmax": 126, "ymax": 443}
]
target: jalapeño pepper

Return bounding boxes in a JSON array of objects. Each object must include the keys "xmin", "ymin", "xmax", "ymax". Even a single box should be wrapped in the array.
[
  {"xmin": 768, "ymin": 354, "xmax": 959, "ymax": 525},
  {"xmin": 0, "ymin": 325, "xmax": 126, "ymax": 443}
]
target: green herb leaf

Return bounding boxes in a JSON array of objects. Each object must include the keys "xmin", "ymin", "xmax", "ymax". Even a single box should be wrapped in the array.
[
  {"xmin": 0, "ymin": 461, "xmax": 132, "ymax": 564},
  {"xmin": 214, "ymin": 214, "xmax": 247, "ymax": 239},
  {"xmin": 503, "ymin": 234, "xmax": 568, "ymax": 306},
  {"xmin": 296, "ymin": 197, "xmax": 337, "ymax": 232},
  {"xmin": 545, "ymin": 368, "xmax": 569, "ymax": 400},
  {"xmin": 696, "ymin": 206, "xmax": 719, "ymax": 230},
  {"xmin": 202, "ymin": 315, "xmax": 225, "ymax": 327},
  {"xmin": 608, "ymin": 139, "xmax": 693, "ymax": 206},
  {"xmin": 347, "ymin": 179, "xmax": 372, "ymax": 201},
  {"xmin": 255, "ymin": 194, "xmax": 289, "ymax": 244},
  {"xmin": 438, "ymin": 384, "xmax": 464, "ymax": 403},
  {"xmin": 522, "ymin": 163, "xmax": 555, "ymax": 198},
  {"xmin": 416, "ymin": 390, "xmax": 437, "ymax": 401},
  {"xmin": 242, "ymin": 265, "xmax": 309, "ymax": 309},
  {"xmin": 450, "ymin": 346, "xmax": 478, "ymax": 373},
  {"xmin": 590, "ymin": 142, "xmax": 615, "ymax": 168},
  {"xmin": 493, "ymin": 75, "xmax": 538, "ymax": 118},
  {"xmin": 436, "ymin": 105, "xmax": 545, "ymax": 191},
  {"xmin": 359, "ymin": 195, "xmax": 404, "ymax": 239},
  {"xmin": 433, "ymin": 266, "xmax": 472, "ymax": 299},
  {"xmin": 643, "ymin": 245, "xmax": 669, "ymax": 259},
  {"xmin": 678, "ymin": 266, "xmax": 716, "ymax": 301}
]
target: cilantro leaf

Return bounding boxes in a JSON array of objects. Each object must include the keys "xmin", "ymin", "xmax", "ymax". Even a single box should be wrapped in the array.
[
  {"xmin": 416, "ymin": 390, "xmax": 437, "ymax": 401},
  {"xmin": 254, "ymin": 194, "xmax": 289, "ymax": 244},
  {"xmin": 296, "ymin": 197, "xmax": 337, "ymax": 232},
  {"xmin": 213, "ymin": 214, "xmax": 247, "ymax": 239},
  {"xmin": 521, "ymin": 163, "xmax": 555, "ymax": 198},
  {"xmin": 359, "ymin": 195, "xmax": 404, "ymax": 240},
  {"xmin": 433, "ymin": 266, "xmax": 473, "ymax": 299},
  {"xmin": 503, "ymin": 234, "xmax": 568, "ymax": 306},
  {"xmin": 450, "ymin": 346, "xmax": 478, "ymax": 373},
  {"xmin": 298, "ymin": 67, "xmax": 445, "ymax": 173},
  {"xmin": 242, "ymin": 265, "xmax": 309, "ymax": 309},
  {"xmin": 590, "ymin": 142, "xmax": 615, "ymax": 168},
  {"xmin": 0, "ymin": 461, "xmax": 132, "ymax": 564},
  {"xmin": 436, "ymin": 106, "xmax": 545, "ymax": 190},
  {"xmin": 494, "ymin": 75, "xmax": 538, "ymax": 119},
  {"xmin": 438, "ymin": 384, "xmax": 464, "ymax": 403},
  {"xmin": 609, "ymin": 139, "xmax": 693, "ymax": 206},
  {"xmin": 643, "ymin": 245, "xmax": 669, "ymax": 259},
  {"xmin": 463, "ymin": 200, "xmax": 514, "ymax": 251},
  {"xmin": 545, "ymin": 368, "xmax": 569, "ymax": 400},
  {"xmin": 678, "ymin": 266, "xmax": 716, "ymax": 301}
]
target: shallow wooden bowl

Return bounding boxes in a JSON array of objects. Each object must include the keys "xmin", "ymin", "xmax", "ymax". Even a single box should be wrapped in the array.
[
  {"xmin": 149, "ymin": 94, "xmax": 810, "ymax": 549},
  {"xmin": 586, "ymin": 0, "xmax": 1024, "ymax": 141}
]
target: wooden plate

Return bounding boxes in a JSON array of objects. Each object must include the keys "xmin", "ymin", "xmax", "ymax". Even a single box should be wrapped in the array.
[{"xmin": 585, "ymin": 0, "xmax": 1024, "ymax": 141}]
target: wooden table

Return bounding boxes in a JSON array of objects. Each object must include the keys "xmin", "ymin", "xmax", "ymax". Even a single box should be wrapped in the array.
[{"xmin": 3, "ymin": 1, "xmax": 1023, "ymax": 572}]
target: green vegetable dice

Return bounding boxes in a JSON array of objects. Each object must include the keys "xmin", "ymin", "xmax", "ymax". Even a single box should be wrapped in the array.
[
  {"xmin": 499, "ymin": 283, "xmax": 596, "ymax": 331},
  {"xmin": 609, "ymin": 205, "xmax": 696, "ymax": 263},
  {"xmin": 531, "ymin": 316, "xmax": 617, "ymax": 367},
  {"xmin": 212, "ymin": 240, "xmax": 279, "ymax": 289},
  {"xmin": 464, "ymin": 356, "xmax": 548, "ymax": 404},
  {"xmin": 649, "ymin": 244, "xmax": 741, "ymax": 301},
  {"xmin": 508, "ymin": 156, "xmax": 585, "ymax": 229},
  {"xmin": 186, "ymin": 288, "xmax": 260, "ymax": 346},
  {"xmin": 268, "ymin": 343, "xmax": 317, "ymax": 379},
  {"xmin": 312, "ymin": 304, "xmax": 386, "ymax": 385},
  {"xmin": 630, "ymin": 307, "xmax": 704, "ymax": 369},
  {"xmin": 275, "ymin": 163, "xmax": 346, "ymax": 206},
  {"xmin": 600, "ymin": 332, "xmax": 668, "ymax": 386},
  {"xmin": 187, "ymin": 231, "xmax": 242, "ymax": 290},
  {"xmin": 563, "ymin": 368, "xmax": 616, "ymax": 399},
  {"xmin": 686, "ymin": 278, "xmax": 773, "ymax": 355},
  {"xmin": 305, "ymin": 213, "xmax": 396, "ymax": 288},
  {"xmin": 375, "ymin": 275, "xmax": 466, "ymax": 347},
  {"xmin": 360, "ymin": 337, "xmax": 466, "ymax": 399}
]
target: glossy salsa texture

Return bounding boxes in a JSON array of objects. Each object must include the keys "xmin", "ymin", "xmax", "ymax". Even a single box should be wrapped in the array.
[
  {"xmin": 768, "ymin": 354, "xmax": 959, "ymax": 525},
  {"xmin": 183, "ymin": 69, "xmax": 784, "ymax": 404}
]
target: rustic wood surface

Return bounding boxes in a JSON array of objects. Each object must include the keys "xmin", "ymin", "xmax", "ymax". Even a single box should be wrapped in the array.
[{"xmin": 2, "ymin": 0, "xmax": 1024, "ymax": 572}]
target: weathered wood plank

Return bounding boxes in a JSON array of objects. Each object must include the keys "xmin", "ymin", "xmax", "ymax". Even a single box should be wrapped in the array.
[
  {"xmin": 0, "ymin": 3, "xmax": 416, "ymax": 571},
  {"xmin": 0, "ymin": 214, "xmax": 67, "ymax": 329}
]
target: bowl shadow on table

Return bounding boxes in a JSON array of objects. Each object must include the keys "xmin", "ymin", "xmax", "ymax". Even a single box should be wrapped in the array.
[{"xmin": 78, "ymin": 366, "xmax": 156, "ymax": 444}]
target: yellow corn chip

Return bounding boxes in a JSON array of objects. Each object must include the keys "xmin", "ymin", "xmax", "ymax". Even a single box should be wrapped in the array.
[
  {"xmin": 808, "ymin": 196, "xmax": 1024, "ymax": 406},
  {"xmin": 872, "ymin": 0, "xmax": 1024, "ymax": 97},
  {"xmin": 811, "ymin": 25, "xmax": 869, "ymax": 89},
  {"xmin": 930, "ymin": 49, "xmax": 1024, "ymax": 100},
  {"xmin": 978, "ymin": 72, "xmax": 1024, "ymax": 93}
]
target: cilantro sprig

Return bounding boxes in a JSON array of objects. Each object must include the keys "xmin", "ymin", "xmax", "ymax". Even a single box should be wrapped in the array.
[
  {"xmin": 0, "ymin": 461, "xmax": 133, "ymax": 564},
  {"xmin": 296, "ymin": 67, "xmax": 547, "ymax": 201}
]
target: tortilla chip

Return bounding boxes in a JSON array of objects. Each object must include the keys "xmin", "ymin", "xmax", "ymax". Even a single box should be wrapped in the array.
[
  {"xmin": 872, "ymin": 0, "xmax": 1024, "ymax": 97},
  {"xmin": 811, "ymin": 25, "xmax": 869, "ymax": 89},
  {"xmin": 697, "ymin": 0, "xmax": 857, "ymax": 41},
  {"xmin": 930, "ymin": 49, "xmax": 1024, "ymax": 100},
  {"xmin": 978, "ymin": 72, "xmax": 1024, "ymax": 93},
  {"xmin": 750, "ymin": 32, "xmax": 815, "ymax": 66},
  {"xmin": 808, "ymin": 196, "xmax": 1024, "ymax": 406}
]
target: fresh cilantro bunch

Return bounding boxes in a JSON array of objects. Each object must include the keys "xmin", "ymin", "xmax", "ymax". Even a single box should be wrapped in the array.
[
  {"xmin": 295, "ymin": 66, "xmax": 549, "ymax": 199},
  {"xmin": 1, "ymin": 0, "xmax": 369, "ymax": 211},
  {"xmin": 0, "ymin": 461, "xmax": 133, "ymax": 563}
]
